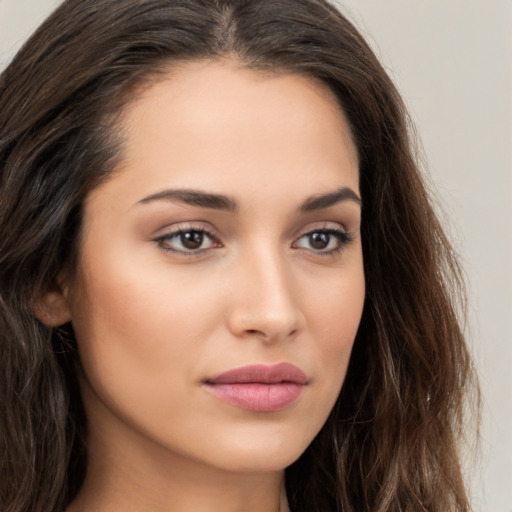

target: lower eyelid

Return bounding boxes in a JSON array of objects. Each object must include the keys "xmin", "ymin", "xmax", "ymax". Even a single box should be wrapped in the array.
[
  {"xmin": 155, "ymin": 228, "xmax": 220, "ymax": 252},
  {"xmin": 292, "ymin": 228, "xmax": 353, "ymax": 252}
]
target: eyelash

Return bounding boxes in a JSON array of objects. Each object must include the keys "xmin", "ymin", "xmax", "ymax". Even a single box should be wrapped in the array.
[
  {"xmin": 155, "ymin": 225, "xmax": 221, "ymax": 256},
  {"xmin": 293, "ymin": 227, "xmax": 354, "ymax": 255},
  {"xmin": 154, "ymin": 224, "xmax": 354, "ymax": 256}
]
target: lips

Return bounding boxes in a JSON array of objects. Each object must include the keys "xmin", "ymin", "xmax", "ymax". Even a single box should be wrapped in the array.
[{"xmin": 202, "ymin": 362, "xmax": 308, "ymax": 412}]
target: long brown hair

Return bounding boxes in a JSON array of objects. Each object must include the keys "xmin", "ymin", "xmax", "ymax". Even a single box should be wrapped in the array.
[{"xmin": 0, "ymin": 1, "xmax": 478, "ymax": 510}]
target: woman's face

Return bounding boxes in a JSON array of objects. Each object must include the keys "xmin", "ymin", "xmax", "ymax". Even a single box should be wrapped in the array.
[{"xmin": 63, "ymin": 61, "xmax": 364, "ymax": 474}]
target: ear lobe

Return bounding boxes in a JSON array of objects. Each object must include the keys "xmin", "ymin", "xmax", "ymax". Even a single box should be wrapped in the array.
[{"xmin": 31, "ymin": 280, "xmax": 72, "ymax": 327}]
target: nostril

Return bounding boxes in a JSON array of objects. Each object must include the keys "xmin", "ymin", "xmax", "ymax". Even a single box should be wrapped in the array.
[
  {"xmin": 246, "ymin": 329, "xmax": 264, "ymax": 336},
  {"xmin": 242, "ymin": 326, "xmax": 300, "ymax": 342}
]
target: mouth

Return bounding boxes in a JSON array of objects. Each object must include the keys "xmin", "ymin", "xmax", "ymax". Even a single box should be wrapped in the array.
[{"xmin": 202, "ymin": 362, "xmax": 308, "ymax": 412}]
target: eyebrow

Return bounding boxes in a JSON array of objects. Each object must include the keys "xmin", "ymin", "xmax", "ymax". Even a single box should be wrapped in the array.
[
  {"xmin": 138, "ymin": 189, "xmax": 237, "ymax": 212},
  {"xmin": 137, "ymin": 186, "xmax": 361, "ymax": 212},
  {"xmin": 299, "ymin": 187, "xmax": 361, "ymax": 211}
]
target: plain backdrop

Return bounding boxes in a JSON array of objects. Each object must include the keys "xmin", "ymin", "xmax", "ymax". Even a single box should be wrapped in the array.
[{"xmin": 1, "ymin": 1, "xmax": 511, "ymax": 511}]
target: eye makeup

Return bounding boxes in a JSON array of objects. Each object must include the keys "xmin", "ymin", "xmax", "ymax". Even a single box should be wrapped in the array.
[{"xmin": 152, "ymin": 220, "xmax": 355, "ymax": 259}]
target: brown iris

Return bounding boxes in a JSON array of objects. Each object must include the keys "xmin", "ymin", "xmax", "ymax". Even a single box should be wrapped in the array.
[
  {"xmin": 180, "ymin": 231, "xmax": 204, "ymax": 250},
  {"xmin": 308, "ymin": 232, "xmax": 330, "ymax": 250}
]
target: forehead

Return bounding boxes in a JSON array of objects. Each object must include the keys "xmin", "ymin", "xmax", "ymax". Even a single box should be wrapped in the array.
[{"xmin": 91, "ymin": 59, "xmax": 359, "ymax": 209}]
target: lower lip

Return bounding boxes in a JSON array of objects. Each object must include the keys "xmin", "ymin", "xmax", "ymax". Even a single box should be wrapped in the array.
[{"xmin": 203, "ymin": 382, "xmax": 304, "ymax": 412}]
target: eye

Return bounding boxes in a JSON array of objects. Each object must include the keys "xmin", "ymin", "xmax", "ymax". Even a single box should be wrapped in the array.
[
  {"xmin": 155, "ymin": 228, "xmax": 220, "ymax": 254},
  {"xmin": 293, "ymin": 228, "xmax": 353, "ymax": 254}
]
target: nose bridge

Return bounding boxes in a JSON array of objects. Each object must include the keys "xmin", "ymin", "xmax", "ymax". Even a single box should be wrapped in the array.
[{"xmin": 228, "ymin": 238, "xmax": 303, "ymax": 341}]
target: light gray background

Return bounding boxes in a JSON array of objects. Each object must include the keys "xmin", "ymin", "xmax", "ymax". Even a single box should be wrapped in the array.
[{"xmin": 1, "ymin": 1, "xmax": 511, "ymax": 510}]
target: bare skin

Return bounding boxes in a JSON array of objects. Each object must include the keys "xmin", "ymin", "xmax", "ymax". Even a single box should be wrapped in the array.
[{"xmin": 39, "ymin": 60, "xmax": 364, "ymax": 512}]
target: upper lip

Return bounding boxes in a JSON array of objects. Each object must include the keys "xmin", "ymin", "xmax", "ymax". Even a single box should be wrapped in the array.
[{"xmin": 204, "ymin": 362, "xmax": 308, "ymax": 385}]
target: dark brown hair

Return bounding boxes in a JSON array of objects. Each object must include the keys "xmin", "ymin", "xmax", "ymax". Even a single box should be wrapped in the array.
[{"xmin": 0, "ymin": 1, "xmax": 478, "ymax": 510}]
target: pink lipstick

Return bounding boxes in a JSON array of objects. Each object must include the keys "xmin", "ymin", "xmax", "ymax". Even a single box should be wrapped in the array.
[{"xmin": 202, "ymin": 363, "xmax": 307, "ymax": 412}]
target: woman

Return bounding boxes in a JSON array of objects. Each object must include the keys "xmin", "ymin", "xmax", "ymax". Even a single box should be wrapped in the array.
[{"xmin": 0, "ymin": 0, "xmax": 477, "ymax": 511}]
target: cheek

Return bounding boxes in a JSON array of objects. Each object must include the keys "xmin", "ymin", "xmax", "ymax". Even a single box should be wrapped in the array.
[
  {"xmin": 307, "ymin": 253, "xmax": 365, "ymax": 341},
  {"xmin": 297, "ymin": 256, "xmax": 365, "ymax": 421},
  {"xmin": 73, "ymin": 242, "xmax": 222, "ymax": 342},
  {"xmin": 68, "ymin": 254, "xmax": 225, "ymax": 413}
]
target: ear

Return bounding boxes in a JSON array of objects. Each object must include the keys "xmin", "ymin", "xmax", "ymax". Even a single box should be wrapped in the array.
[{"xmin": 31, "ymin": 276, "xmax": 72, "ymax": 327}]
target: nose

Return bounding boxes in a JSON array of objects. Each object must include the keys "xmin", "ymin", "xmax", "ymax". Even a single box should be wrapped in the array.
[{"xmin": 226, "ymin": 245, "xmax": 305, "ymax": 343}]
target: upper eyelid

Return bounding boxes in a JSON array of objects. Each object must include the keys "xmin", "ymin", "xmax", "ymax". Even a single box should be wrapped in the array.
[
  {"xmin": 291, "ymin": 220, "xmax": 349, "ymax": 239},
  {"xmin": 152, "ymin": 220, "xmax": 350, "ymax": 239},
  {"xmin": 300, "ymin": 224, "xmax": 347, "ymax": 234},
  {"xmin": 293, "ymin": 226, "xmax": 352, "ymax": 244},
  {"xmin": 152, "ymin": 220, "xmax": 218, "ymax": 237}
]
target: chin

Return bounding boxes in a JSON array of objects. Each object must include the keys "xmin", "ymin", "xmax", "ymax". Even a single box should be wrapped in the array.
[
  {"xmin": 187, "ymin": 422, "xmax": 317, "ymax": 474},
  {"xmin": 214, "ymin": 448, "xmax": 304, "ymax": 474}
]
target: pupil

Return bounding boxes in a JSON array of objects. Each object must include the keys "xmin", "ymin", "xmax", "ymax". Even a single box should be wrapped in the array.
[
  {"xmin": 309, "ymin": 232, "xmax": 329, "ymax": 249},
  {"xmin": 181, "ymin": 231, "xmax": 203, "ymax": 249}
]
